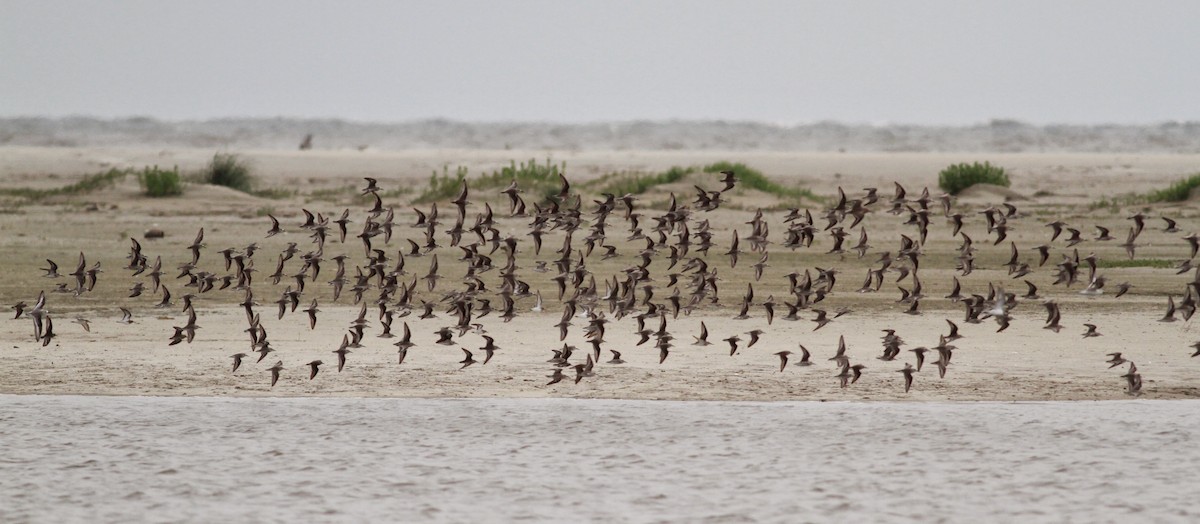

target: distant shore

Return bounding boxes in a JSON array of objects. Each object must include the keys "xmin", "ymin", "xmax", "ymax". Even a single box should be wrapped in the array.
[{"xmin": 3, "ymin": 116, "xmax": 1200, "ymax": 153}]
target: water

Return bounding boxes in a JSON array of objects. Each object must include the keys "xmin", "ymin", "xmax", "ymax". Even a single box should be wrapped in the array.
[{"xmin": 1, "ymin": 395, "xmax": 1196, "ymax": 523}]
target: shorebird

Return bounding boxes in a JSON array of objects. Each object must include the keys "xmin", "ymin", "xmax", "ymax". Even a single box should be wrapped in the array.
[
  {"xmin": 307, "ymin": 360, "xmax": 323, "ymax": 380},
  {"xmin": 693, "ymin": 321, "xmax": 711, "ymax": 346},
  {"xmin": 607, "ymin": 350, "xmax": 625, "ymax": 364},
  {"xmin": 459, "ymin": 348, "xmax": 476, "ymax": 369},
  {"xmin": 812, "ymin": 309, "xmax": 833, "ymax": 331},
  {"xmin": 1160, "ymin": 296, "xmax": 1178, "ymax": 322},
  {"xmin": 266, "ymin": 214, "xmax": 284, "ymax": 237},
  {"xmin": 267, "ymin": 361, "xmax": 283, "ymax": 387},
  {"xmin": 773, "ymin": 351, "xmax": 792, "ymax": 371},
  {"xmin": 478, "ymin": 335, "xmax": 500, "ymax": 362},
  {"xmin": 303, "ymin": 299, "xmax": 319, "ymax": 329},
  {"xmin": 745, "ymin": 329, "xmax": 764, "ymax": 348},
  {"xmin": 724, "ymin": 335, "xmax": 741, "ymax": 356},
  {"xmin": 1122, "ymin": 363, "xmax": 1143, "ymax": 396},
  {"xmin": 231, "ymin": 353, "xmax": 247, "ymax": 373},
  {"xmin": 793, "ymin": 344, "xmax": 813, "ymax": 367},
  {"xmin": 898, "ymin": 363, "xmax": 916, "ymax": 392},
  {"xmin": 1082, "ymin": 323, "xmax": 1101, "ymax": 338},
  {"xmin": 435, "ymin": 327, "xmax": 455, "ymax": 345},
  {"xmin": 1105, "ymin": 353, "xmax": 1127, "ymax": 369},
  {"xmin": 71, "ymin": 318, "xmax": 90, "ymax": 332},
  {"xmin": 40, "ymin": 259, "xmax": 59, "ymax": 278}
]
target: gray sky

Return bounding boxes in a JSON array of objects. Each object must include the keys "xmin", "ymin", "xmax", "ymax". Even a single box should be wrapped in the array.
[{"xmin": 2, "ymin": 0, "xmax": 1198, "ymax": 124}]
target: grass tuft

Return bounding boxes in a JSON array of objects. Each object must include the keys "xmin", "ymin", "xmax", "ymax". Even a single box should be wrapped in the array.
[
  {"xmin": 252, "ymin": 187, "xmax": 297, "ymax": 199},
  {"xmin": 938, "ymin": 161, "xmax": 1011, "ymax": 195},
  {"xmin": 1143, "ymin": 174, "xmax": 1200, "ymax": 203},
  {"xmin": 702, "ymin": 161, "xmax": 821, "ymax": 201},
  {"xmin": 0, "ymin": 168, "xmax": 129, "ymax": 201},
  {"xmin": 1096, "ymin": 258, "xmax": 1174, "ymax": 269},
  {"xmin": 201, "ymin": 153, "xmax": 255, "ymax": 193},
  {"xmin": 138, "ymin": 166, "xmax": 183, "ymax": 197},
  {"xmin": 415, "ymin": 165, "xmax": 469, "ymax": 204},
  {"xmin": 596, "ymin": 166, "xmax": 695, "ymax": 196}
]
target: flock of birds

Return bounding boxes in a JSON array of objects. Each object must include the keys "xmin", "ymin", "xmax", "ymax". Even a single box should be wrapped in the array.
[{"xmin": 13, "ymin": 169, "xmax": 1200, "ymax": 397}]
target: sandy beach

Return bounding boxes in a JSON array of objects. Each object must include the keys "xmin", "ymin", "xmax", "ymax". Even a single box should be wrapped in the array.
[{"xmin": 2, "ymin": 146, "xmax": 1198, "ymax": 401}]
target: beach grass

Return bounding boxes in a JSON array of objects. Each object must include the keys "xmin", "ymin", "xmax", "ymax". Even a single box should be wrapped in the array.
[
  {"xmin": 201, "ymin": 153, "xmax": 255, "ymax": 193},
  {"xmin": 938, "ymin": 161, "xmax": 1010, "ymax": 195},
  {"xmin": 137, "ymin": 165, "xmax": 184, "ymax": 197},
  {"xmin": 0, "ymin": 168, "xmax": 129, "ymax": 201},
  {"xmin": 1142, "ymin": 174, "xmax": 1200, "ymax": 203}
]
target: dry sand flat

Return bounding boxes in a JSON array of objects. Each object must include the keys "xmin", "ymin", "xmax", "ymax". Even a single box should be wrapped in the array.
[{"xmin": 2, "ymin": 146, "xmax": 1200, "ymax": 400}]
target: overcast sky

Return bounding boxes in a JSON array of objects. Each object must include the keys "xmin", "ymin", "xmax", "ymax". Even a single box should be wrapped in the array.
[{"xmin": 2, "ymin": 0, "xmax": 1198, "ymax": 124}]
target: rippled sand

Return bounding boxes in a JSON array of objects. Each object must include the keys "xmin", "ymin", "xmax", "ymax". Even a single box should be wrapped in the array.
[{"xmin": 2, "ymin": 395, "xmax": 1195, "ymax": 523}]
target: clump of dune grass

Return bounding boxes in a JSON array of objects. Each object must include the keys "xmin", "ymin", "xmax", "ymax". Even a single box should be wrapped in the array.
[
  {"xmin": 702, "ymin": 161, "xmax": 821, "ymax": 201},
  {"xmin": 473, "ymin": 158, "xmax": 565, "ymax": 203},
  {"xmin": 1096, "ymin": 258, "xmax": 1174, "ymax": 269},
  {"xmin": 597, "ymin": 166, "xmax": 696, "ymax": 196},
  {"xmin": 938, "ymin": 161, "xmax": 1011, "ymax": 195},
  {"xmin": 416, "ymin": 159, "xmax": 565, "ymax": 204},
  {"xmin": 1143, "ymin": 174, "xmax": 1200, "ymax": 203},
  {"xmin": 138, "ymin": 166, "xmax": 183, "ymax": 197},
  {"xmin": 201, "ymin": 153, "xmax": 255, "ymax": 193},
  {"xmin": 0, "ymin": 168, "xmax": 130, "ymax": 201},
  {"xmin": 593, "ymin": 162, "xmax": 819, "ymax": 202},
  {"xmin": 252, "ymin": 187, "xmax": 297, "ymax": 200},
  {"xmin": 415, "ymin": 165, "xmax": 470, "ymax": 204}
]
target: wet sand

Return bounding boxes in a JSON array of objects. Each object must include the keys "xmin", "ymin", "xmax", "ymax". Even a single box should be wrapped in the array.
[{"xmin": 2, "ymin": 395, "xmax": 1195, "ymax": 523}]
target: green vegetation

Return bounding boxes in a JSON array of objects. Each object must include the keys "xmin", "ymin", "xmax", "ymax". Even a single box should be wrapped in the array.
[
  {"xmin": 412, "ymin": 157, "xmax": 819, "ymax": 205},
  {"xmin": 416, "ymin": 165, "xmax": 470, "ymax": 203},
  {"xmin": 252, "ymin": 187, "xmax": 297, "ymax": 199},
  {"xmin": 201, "ymin": 153, "xmax": 255, "ymax": 193},
  {"xmin": 938, "ymin": 161, "xmax": 1011, "ymax": 195},
  {"xmin": 1142, "ymin": 174, "xmax": 1200, "ymax": 203},
  {"xmin": 137, "ymin": 165, "xmax": 183, "ymax": 197},
  {"xmin": 1097, "ymin": 258, "xmax": 1174, "ymax": 269},
  {"xmin": 0, "ymin": 168, "xmax": 128, "ymax": 201},
  {"xmin": 594, "ymin": 161, "xmax": 820, "ymax": 202},
  {"xmin": 474, "ymin": 158, "xmax": 565, "ymax": 191},
  {"xmin": 416, "ymin": 159, "xmax": 566, "ymax": 204},
  {"xmin": 703, "ymin": 161, "xmax": 820, "ymax": 201},
  {"xmin": 596, "ymin": 166, "xmax": 694, "ymax": 196}
]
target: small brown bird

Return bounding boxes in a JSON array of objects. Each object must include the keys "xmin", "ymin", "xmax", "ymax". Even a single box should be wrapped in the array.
[
  {"xmin": 480, "ymin": 335, "xmax": 499, "ymax": 364},
  {"xmin": 333, "ymin": 342, "xmax": 351, "ymax": 372},
  {"xmin": 307, "ymin": 360, "xmax": 323, "ymax": 380},
  {"xmin": 898, "ymin": 363, "xmax": 916, "ymax": 393},
  {"xmin": 303, "ymin": 299, "xmax": 319, "ymax": 329},
  {"xmin": 459, "ymin": 348, "xmax": 476, "ymax": 369},
  {"xmin": 812, "ymin": 309, "xmax": 833, "ymax": 331},
  {"xmin": 231, "ymin": 353, "xmax": 247, "ymax": 373},
  {"xmin": 1082, "ymin": 323, "xmax": 1101, "ymax": 338},
  {"xmin": 774, "ymin": 351, "xmax": 792, "ymax": 372},
  {"xmin": 693, "ymin": 321, "xmax": 711, "ymax": 346},
  {"xmin": 267, "ymin": 360, "xmax": 283, "ymax": 387},
  {"xmin": 547, "ymin": 368, "xmax": 565, "ymax": 385},
  {"xmin": 1105, "ymin": 352, "xmax": 1127, "ymax": 369},
  {"xmin": 793, "ymin": 345, "xmax": 813, "ymax": 367},
  {"xmin": 745, "ymin": 329, "xmax": 764, "ymax": 348},
  {"xmin": 724, "ymin": 335, "xmax": 741, "ymax": 356}
]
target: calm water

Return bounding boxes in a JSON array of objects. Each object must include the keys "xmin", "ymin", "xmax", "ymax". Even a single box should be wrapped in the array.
[{"xmin": 1, "ymin": 396, "xmax": 1196, "ymax": 523}]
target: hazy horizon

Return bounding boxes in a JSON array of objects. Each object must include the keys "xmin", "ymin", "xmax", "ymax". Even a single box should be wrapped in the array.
[{"xmin": 3, "ymin": 1, "xmax": 1199, "ymax": 125}]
